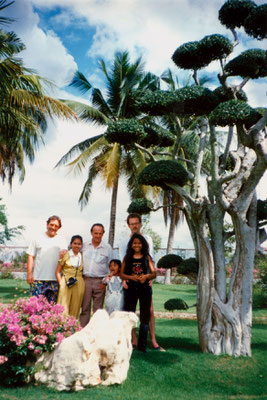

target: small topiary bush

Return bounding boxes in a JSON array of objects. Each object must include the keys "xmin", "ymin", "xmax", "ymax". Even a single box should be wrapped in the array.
[
  {"xmin": 157, "ymin": 254, "xmax": 183, "ymax": 269},
  {"xmin": 218, "ymin": 0, "xmax": 257, "ymax": 30},
  {"xmin": 213, "ymin": 85, "xmax": 247, "ymax": 102},
  {"xmin": 140, "ymin": 126, "xmax": 175, "ymax": 147},
  {"xmin": 127, "ymin": 198, "xmax": 153, "ymax": 215},
  {"xmin": 136, "ymin": 90, "xmax": 178, "ymax": 115},
  {"xmin": 224, "ymin": 49, "xmax": 267, "ymax": 79},
  {"xmin": 138, "ymin": 160, "xmax": 189, "ymax": 190},
  {"xmin": 105, "ymin": 119, "xmax": 146, "ymax": 145},
  {"xmin": 172, "ymin": 41, "xmax": 205, "ymax": 70},
  {"xmin": 174, "ymin": 85, "xmax": 219, "ymax": 116},
  {"xmin": 172, "ymin": 35, "xmax": 233, "ymax": 71},
  {"xmin": 178, "ymin": 257, "xmax": 199, "ymax": 275},
  {"xmin": 244, "ymin": 4, "xmax": 267, "ymax": 40},
  {"xmin": 164, "ymin": 298, "xmax": 189, "ymax": 311},
  {"xmin": 209, "ymin": 100, "xmax": 261, "ymax": 127}
]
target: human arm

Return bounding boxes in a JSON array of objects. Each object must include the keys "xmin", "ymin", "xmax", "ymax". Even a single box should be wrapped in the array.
[
  {"xmin": 55, "ymin": 262, "xmax": 63, "ymax": 284},
  {"xmin": 138, "ymin": 256, "xmax": 156, "ymax": 284},
  {"xmin": 27, "ymin": 255, "xmax": 35, "ymax": 285}
]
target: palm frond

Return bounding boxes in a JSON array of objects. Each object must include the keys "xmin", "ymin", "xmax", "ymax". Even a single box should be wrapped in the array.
[
  {"xmin": 69, "ymin": 71, "xmax": 92, "ymax": 95},
  {"xmin": 55, "ymin": 135, "xmax": 107, "ymax": 168},
  {"xmin": 101, "ymin": 143, "xmax": 121, "ymax": 188},
  {"xmin": 78, "ymin": 162, "xmax": 100, "ymax": 209},
  {"xmin": 61, "ymin": 99, "xmax": 110, "ymax": 125}
]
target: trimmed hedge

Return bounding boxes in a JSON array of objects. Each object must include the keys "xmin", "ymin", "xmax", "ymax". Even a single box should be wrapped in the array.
[
  {"xmin": 172, "ymin": 35, "xmax": 233, "ymax": 71},
  {"xmin": 157, "ymin": 254, "xmax": 183, "ymax": 269},
  {"xmin": 244, "ymin": 4, "xmax": 267, "ymax": 40},
  {"xmin": 224, "ymin": 49, "xmax": 267, "ymax": 79},
  {"xmin": 127, "ymin": 198, "xmax": 153, "ymax": 215},
  {"xmin": 177, "ymin": 257, "xmax": 199, "ymax": 275},
  {"xmin": 138, "ymin": 160, "xmax": 189, "ymax": 190},
  {"xmin": 218, "ymin": 0, "xmax": 257, "ymax": 29},
  {"xmin": 105, "ymin": 119, "xmax": 146, "ymax": 145},
  {"xmin": 164, "ymin": 298, "xmax": 189, "ymax": 311},
  {"xmin": 209, "ymin": 100, "xmax": 261, "ymax": 127}
]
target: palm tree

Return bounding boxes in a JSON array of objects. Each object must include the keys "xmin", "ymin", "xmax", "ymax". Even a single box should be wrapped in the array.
[
  {"xmin": 57, "ymin": 51, "xmax": 159, "ymax": 246},
  {"xmin": 0, "ymin": 26, "xmax": 76, "ymax": 186}
]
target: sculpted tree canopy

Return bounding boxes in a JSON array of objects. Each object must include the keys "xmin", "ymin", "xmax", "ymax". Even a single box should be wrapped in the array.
[{"xmin": 134, "ymin": 1, "xmax": 267, "ymax": 356}]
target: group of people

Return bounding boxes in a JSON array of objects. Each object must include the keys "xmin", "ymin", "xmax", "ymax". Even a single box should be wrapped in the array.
[{"xmin": 26, "ymin": 213, "xmax": 165, "ymax": 353}]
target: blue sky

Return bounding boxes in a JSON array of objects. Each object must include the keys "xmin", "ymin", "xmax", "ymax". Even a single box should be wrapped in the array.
[{"xmin": 1, "ymin": 0, "xmax": 266, "ymax": 249}]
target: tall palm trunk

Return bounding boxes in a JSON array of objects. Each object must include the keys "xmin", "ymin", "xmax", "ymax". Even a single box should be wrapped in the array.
[{"xmin": 108, "ymin": 176, "xmax": 119, "ymax": 247}]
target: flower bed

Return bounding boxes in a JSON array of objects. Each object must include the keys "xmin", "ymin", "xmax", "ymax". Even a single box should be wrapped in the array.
[{"xmin": 0, "ymin": 296, "xmax": 81, "ymax": 386}]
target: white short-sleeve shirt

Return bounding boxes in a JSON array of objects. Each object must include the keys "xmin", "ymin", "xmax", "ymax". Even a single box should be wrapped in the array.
[
  {"xmin": 27, "ymin": 232, "xmax": 67, "ymax": 281},
  {"xmin": 82, "ymin": 241, "xmax": 114, "ymax": 277}
]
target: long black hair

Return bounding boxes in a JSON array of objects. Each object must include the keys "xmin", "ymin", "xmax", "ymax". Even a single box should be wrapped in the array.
[{"xmin": 125, "ymin": 233, "xmax": 149, "ymax": 262}]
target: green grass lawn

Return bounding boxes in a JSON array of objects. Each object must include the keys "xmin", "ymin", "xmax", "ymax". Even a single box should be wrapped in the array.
[
  {"xmin": 0, "ymin": 318, "xmax": 266, "ymax": 400},
  {"xmin": 0, "ymin": 279, "xmax": 267, "ymax": 399}
]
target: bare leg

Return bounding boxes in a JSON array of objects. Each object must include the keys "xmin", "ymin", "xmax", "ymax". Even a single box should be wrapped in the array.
[
  {"xmin": 132, "ymin": 328, "xmax": 137, "ymax": 346},
  {"xmin": 149, "ymin": 301, "xmax": 165, "ymax": 351}
]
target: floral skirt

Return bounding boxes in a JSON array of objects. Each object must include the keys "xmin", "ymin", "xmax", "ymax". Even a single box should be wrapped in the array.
[{"xmin": 30, "ymin": 280, "xmax": 59, "ymax": 303}]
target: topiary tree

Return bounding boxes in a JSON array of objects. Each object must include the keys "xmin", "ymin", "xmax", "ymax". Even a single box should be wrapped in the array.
[
  {"xmin": 177, "ymin": 257, "xmax": 199, "ymax": 275},
  {"xmin": 127, "ymin": 198, "xmax": 154, "ymax": 215},
  {"xmin": 164, "ymin": 298, "xmax": 189, "ymax": 311},
  {"xmin": 136, "ymin": 1, "xmax": 267, "ymax": 356},
  {"xmin": 157, "ymin": 254, "xmax": 183, "ymax": 269}
]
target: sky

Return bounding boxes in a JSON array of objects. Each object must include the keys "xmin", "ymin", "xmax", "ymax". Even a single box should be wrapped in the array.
[{"xmin": 1, "ymin": 0, "xmax": 266, "ymax": 251}]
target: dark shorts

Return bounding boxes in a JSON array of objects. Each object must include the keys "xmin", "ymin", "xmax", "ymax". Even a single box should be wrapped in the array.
[{"xmin": 30, "ymin": 280, "xmax": 59, "ymax": 303}]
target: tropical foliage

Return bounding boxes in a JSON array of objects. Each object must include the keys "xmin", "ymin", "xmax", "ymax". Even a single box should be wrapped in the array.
[
  {"xmin": 0, "ymin": 0, "xmax": 76, "ymax": 186},
  {"xmin": 57, "ymin": 51, "xmax": 160, "ymax": 246}
]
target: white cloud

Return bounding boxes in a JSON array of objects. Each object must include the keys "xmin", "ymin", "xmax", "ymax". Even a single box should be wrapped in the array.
[{"xmin": 3, "ymin": 0, "xmax": 77, "ymax": 86}]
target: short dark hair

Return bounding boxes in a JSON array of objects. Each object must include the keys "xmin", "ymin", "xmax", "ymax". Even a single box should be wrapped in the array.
[
  {"xmin": 127, "ymin": 213, "xmax": 142, "ymax": 225},
  {"xmin": 70, "ymin": 235, "xmax": 83, "ymax": 244},
  {"xmin": 90, "ymin": 223, "xmax": 105, "ymax": 233},
  {"xmin": 109, "ymin": 259, "xmax": 122, "ymax": 272},
  {"xmin": 46, "ymin": 215, "xmax": 62, "ymax": 228}
]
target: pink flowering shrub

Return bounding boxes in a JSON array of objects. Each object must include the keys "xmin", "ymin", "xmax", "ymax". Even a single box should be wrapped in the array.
[{"xmin": 0, "ymin": 295, "xmax": 81, "ymax": 386}]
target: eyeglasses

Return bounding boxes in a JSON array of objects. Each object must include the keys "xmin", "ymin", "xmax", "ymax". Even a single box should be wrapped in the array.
[{"xmin": 128, "ymin": 222, "xmax": 141, "ymax": 226}]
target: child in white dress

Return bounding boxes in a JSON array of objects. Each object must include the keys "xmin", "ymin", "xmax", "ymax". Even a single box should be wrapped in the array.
[{"xmin": 101, "ymin": 259, "xmax": 124, "ymax": 315}]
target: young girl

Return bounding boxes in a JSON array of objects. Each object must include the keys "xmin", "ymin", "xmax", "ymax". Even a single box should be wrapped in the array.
[
  {"xmin": 101, "ymin": 259, "xmax": 124, "ymax": 315},
  {"xmin": 120, "ymin": 233, "xmax": 156, "ymax": 352},
  {"xmin": 56, "ymin": 235, "xmax": 85, "ymax": 319}
]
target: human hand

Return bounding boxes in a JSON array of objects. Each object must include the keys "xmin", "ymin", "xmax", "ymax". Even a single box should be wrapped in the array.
[
  {"xmin": 138, "ymin": 274, "xmax": 147, "ymax": 284},
  {"xmin": 27, "ymin": 272, "xmax": 34, "ymax": 285},
  {"xmin": 59, "ymin": 249, "xmax": 67, "ymax": 259},
  {"xmin": 123, "ymin": 280, "xmax": 129, "ymax": 289},
  {"xmin": 131, "ymin": 274, "xmax": 139, "ymax": 282}
]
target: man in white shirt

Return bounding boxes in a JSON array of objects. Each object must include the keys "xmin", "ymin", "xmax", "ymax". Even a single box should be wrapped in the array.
[
  {"xmin": 27, "ymin": 215, "xmax": 67, "ymax": 303},
  {"xmin": 119, "ymin": 213, "xmax": 165, "ymax": 351},
  {"xmin": 80, "ymin": 223, "xmax": 113, "ymax": 327}
]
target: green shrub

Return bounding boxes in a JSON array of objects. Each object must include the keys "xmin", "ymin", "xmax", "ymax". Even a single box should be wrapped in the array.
[
  {"xmin": 127, "ymin": 198, "xmax": 153, "ymax": 215},
  {"xmin": 218, "ymin": 0, "xmax": 257, "ymax": 29},
  {"xmin": 213, "ymin": 85, "xmax": 247, "ymax": 102},
  {"xmin": 141, "ymin": 126, "xmax": 175, "ymax": 147},
  {"xmin": 164, "ymin": 298, "xmax": 189, "ymax": 311},
  {"xmin": 244, "ymin": 4, "xmax": 267, "ymax": 40},
  {"xmin": 209, "ymin": 100, "xmax": 261, "ymax": 127},
  {"xmin": 178, "ymin": 257, "xmax": 199, "ymax": 275},
  {"xmin": 157, "ymin": 254, "xmax": 183, "ymax": 269},
  {"xmin": 224, "ymin": 49, "xmax": 267, "ymax": 79},
  {"xmin": 105, "ymin": 119, "xmax": 145, "ymax": 145},
  {"xmin": 138, "ymin": 160, "xmax": 189, "ymax": 190}
]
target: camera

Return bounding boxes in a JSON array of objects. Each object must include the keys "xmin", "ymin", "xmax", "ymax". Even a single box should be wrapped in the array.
[{"xmin": 66, "ymin": 277, "xmax": 78, "ymax": 288}]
